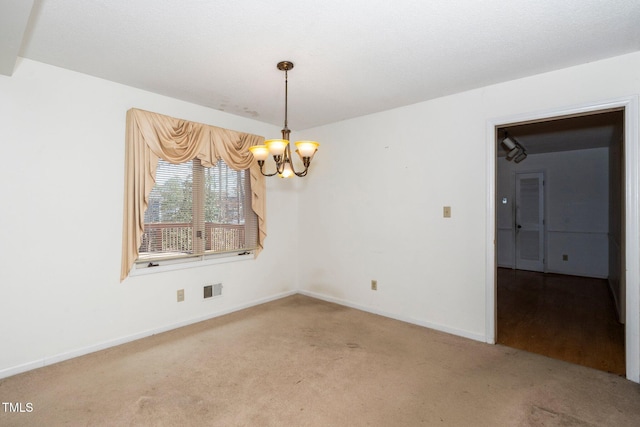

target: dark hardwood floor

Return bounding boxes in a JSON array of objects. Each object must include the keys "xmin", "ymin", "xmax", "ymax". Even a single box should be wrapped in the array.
[{"xmin": 497, "ymin": 268, "xmax": 625, "ymax": 376}]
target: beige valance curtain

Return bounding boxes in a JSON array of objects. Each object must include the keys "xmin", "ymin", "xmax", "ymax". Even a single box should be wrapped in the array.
[{"xmin": 121, "ymin": 108, "xmax": 266, "ymax": 281}]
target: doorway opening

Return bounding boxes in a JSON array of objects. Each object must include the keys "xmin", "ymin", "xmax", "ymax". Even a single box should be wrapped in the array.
[{"xmin": 495, "ymin": 108, "xmax": 626, "ymax": 376}]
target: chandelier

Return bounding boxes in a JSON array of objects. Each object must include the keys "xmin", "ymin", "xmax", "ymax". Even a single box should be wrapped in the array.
[{"xmin": 249, "ymin": 61, "xmax": 319, "ymax": 178}]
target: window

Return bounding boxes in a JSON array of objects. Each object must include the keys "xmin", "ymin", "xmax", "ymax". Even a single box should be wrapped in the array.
[
  {"xmin": 138, "ymin": 158, "xmax": 258, "ymax": 263},
  {"xmin": 121, "ymin": 108, "xmax": 266, "ymax": 281}
]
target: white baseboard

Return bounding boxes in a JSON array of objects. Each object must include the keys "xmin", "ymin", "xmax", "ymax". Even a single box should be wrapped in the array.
[
  {"xmin": 0, "ymin": 290, "xmax": 297, "ymax": 380},
  {"xmin": 298, "ymin": 290, "xmax": 487, "ymax": 343}
]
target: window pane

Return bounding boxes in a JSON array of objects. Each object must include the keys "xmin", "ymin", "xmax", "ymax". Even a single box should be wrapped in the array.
[
  {"xmin": 139, "ymin": 160, "xmax": 194, "ymax": 258},
  {"xmin": 204, "ymin": 161, "xmax": 258, "ymax": 253}
]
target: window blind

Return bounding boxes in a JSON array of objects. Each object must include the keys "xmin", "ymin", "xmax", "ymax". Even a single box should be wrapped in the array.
[{"xmin": 138, "ymin": 158, "xmax": 258, "ymax": 260}]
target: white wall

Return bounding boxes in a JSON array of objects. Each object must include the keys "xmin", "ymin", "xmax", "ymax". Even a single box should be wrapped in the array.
[
  {"xmin": 0, "ymin": 59, "xmax": 299, "ymax": 378},
  {"xmin": 296, "ymin": 52, "xmax": 640, "ymax": 380},
  {"xmin": 497, "ymin": 148, "xmax": 610, "ymax": 278}
]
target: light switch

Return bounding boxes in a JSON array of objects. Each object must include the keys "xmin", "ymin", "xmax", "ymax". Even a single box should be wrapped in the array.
[{"xmin": 443, "ymin": 206, "xmax": 451, "ymax": 218}]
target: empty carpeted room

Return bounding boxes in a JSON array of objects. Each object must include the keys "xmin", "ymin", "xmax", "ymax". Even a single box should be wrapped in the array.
[{"xmin": 2, "ymin": 1, "xmax": 640, "ymax": 426}]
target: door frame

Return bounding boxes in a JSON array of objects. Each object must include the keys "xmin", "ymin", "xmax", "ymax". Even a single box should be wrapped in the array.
[{"xmin": 485, "ymin": 95, "xmax": 640, "ymax": 382}]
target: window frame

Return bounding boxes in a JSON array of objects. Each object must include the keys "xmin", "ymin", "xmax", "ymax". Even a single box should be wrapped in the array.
[
  {"xmin": 130, "ymin": 249, "xmax": 255, "ymax": 276},
  {"xmin": 135, "ymin": 158, "xmax": 257, "ymax": 268}
]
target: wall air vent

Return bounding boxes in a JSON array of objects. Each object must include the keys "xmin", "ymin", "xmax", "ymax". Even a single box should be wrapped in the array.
[{"xmin": 204, "ymin": 283, "xmax": 223, "ymax": 299}]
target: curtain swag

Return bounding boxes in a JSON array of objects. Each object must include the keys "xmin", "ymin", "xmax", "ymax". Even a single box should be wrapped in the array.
[{"xmin": 121, "ymin": 108, "xmax": 266, "ymax": 281}]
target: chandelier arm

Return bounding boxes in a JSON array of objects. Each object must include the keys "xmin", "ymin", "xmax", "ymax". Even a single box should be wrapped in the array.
[
  {"xmin": 256, "ymin": 160, "xmax": 281, "ymax": 177},
  {"xmin": 290, "ymin": 162, "xmax": 309, "ymax": 177},
  {"xmin": 285, "ymin": 144, "xmax": 315, "ymax": 177},
  {"xmin": 272, "ymin": 154, "xmax": 287, "ymax": 175},
  {"xmin": 285, "ymin": 144, "xmax": 307, "ymax": 177}
]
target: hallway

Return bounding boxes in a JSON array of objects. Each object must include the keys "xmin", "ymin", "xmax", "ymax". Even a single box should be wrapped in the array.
[{"xmin": 497, "ymin": 268, "xmax": 625, "ymax": 376}]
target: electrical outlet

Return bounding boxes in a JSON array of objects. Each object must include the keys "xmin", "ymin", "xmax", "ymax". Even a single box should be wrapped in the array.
[
  {"xmin": 443, "ymin": 206, "xmax": 451, "ymax": 218},
  {"xmin": 177, "ymin": 289, "xmax": 184, "ymax": 302},
  {"xmin": 562, "ymin": 254, "xmax": 568, "ymax": 261},
  {"xmin": 371, "ymin": 280, "xmax": 377, "ymax": 291}
]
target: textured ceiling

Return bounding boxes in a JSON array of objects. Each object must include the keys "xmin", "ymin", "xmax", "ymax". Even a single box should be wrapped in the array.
[{"xmin": 2, "ymin": 0, "xmax": 640, "ymax": 132}]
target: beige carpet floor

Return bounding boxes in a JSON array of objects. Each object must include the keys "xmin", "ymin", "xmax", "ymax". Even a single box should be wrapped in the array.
[{"xmin": 1, "ymin": 294, "xmax": 639, "ymax": 426}]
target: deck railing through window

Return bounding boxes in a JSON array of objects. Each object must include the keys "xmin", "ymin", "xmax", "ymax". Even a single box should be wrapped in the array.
[{"xmin": 139, "ymin": 222, "xmax": 246, "ymax": 255}]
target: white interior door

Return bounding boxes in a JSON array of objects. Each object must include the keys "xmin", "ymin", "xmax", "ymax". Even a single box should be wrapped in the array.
[{"xmin": 515, "ymin": 172, "xmax": 545, "ymax": 272}]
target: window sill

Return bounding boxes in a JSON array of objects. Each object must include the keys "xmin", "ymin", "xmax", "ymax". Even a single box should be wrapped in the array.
[{"xmin": 129, "ymin": 251, "xmax": 255, "ymax": 277}]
